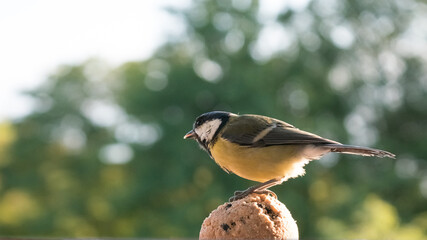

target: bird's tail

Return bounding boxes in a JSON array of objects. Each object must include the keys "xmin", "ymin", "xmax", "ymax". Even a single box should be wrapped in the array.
[{"xmin": 323, "ymin": 144, "xmax": 395, "ymax": 158}]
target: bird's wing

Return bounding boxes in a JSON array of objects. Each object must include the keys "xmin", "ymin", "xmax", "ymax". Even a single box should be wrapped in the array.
[{"xmin": 221, "ymin": 114, "xmax": 339, "ymax": 147}]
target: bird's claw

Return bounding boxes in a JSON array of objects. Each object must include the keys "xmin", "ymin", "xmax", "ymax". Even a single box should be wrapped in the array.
[{"xmin": 229, "ymin": 189, "xmax": 277, "ymax": 202}]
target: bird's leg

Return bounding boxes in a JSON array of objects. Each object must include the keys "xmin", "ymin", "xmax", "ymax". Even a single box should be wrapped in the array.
[{"xmin": 229, "ymin": 178, "xmax": 284, "ymax": 202}]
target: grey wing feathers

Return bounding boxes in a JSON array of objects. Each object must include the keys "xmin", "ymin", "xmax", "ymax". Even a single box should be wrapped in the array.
[
  {"xmin": 222, "ymin": 116, "xmax": 339, "ymax": 147},
  {"xmin": 324, "ymin": 144, "xmax": 396, "ymax": 158},
  {"xmin": 255, "ymin": 123, "xmax": 339, "ymax": 146}
]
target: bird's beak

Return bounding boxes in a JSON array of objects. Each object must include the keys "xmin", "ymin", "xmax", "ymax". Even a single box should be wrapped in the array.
[{"xmin": 183, "ymin": 130, "xmax": 196, "ymax": 139}]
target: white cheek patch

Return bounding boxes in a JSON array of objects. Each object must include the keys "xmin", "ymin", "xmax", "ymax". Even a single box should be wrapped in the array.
[{"xmin": 195, "ymin": 119, "xmax": 222, "ymax": 142}]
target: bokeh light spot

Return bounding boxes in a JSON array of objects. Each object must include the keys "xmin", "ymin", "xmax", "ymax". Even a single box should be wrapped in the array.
[
  {"xmin": 232, "ymin": 0, "xmax": 252, "ymax": 11},
  {"xmin": 81, "ymin": 100, "xmax": 125, "ymax": 127},
  {"xmin": 213, "ymin": 12, "xmax": 233, "ymax": 32},
  {"xmin": 115, "ymin": 119, "xmax": 161, "ymax": 146},
  {"xmin": 145, "ymin": 71, "xmax": 168, "ymax": 91},
  {"xmin": 395, "ymin": 157, "xmax": 418, "ymax": 179},
  {"xmin": 99, "ymin": 143, "xmax": 134, "ymax": 164},
  {"xmin": 289, "ymin": 89, "xmax": 309, "ymax": 111},
  {"xmin": 328, "ymin": 65, "xmax": 352, "ymax": 93},
  {"xmin": 194, "ymin": 59, "xmax": 223, "ymax": 82},
  {"xmin": 330, "ymin": 25, "xmax": 355, "ymax": 49},
  {"xmin": 223, "ymin": 29, "xmax": 245, "ymax": 53}
]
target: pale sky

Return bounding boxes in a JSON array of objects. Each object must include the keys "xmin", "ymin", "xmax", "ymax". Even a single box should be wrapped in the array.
[
  {"xmin": 0, "ymin": 0, "xmax": 311, "ymax": 121},
  {"xmin": 0, "ymin": 0, "xmax": 190, "ymax": 121}
]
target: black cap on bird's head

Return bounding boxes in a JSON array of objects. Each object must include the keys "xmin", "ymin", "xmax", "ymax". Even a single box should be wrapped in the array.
[{"xmin": 184, "ymin": 111, "xmax": 231, "ymax": 153}]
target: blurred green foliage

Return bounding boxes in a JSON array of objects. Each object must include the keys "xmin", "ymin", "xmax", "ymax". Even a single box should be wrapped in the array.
[{"xmin": 1, "ymin": 0, "xmax": 427, "ymax": 238}]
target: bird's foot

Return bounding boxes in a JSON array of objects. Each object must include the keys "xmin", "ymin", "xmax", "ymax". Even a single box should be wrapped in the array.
[
  {"xmin": 229, "ymin": 188, "xmax": 277, "ymax": 202},
  {"xmin": 229, "ymin": 178, "xmax": 283, "ymax": 202}
]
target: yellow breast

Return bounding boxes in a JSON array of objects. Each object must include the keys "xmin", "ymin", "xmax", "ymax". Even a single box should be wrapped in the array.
[{"xmin": 210, "ymin": 137, "xmax": 309, "ymax": 183}]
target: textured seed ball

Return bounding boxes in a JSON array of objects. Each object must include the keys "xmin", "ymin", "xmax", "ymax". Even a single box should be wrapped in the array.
[{"xmin": 199, "ymin": 193, "xmax": 298, "ymax": 239}]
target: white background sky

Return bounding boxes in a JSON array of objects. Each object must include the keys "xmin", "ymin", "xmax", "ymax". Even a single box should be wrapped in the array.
[
  {"xmin": 0, "ymin": 0, "xmax": 192, "ymax": 121},
  {"xmin": 0, "ymin": 0, "xmax": 308, "ymax": 121}
]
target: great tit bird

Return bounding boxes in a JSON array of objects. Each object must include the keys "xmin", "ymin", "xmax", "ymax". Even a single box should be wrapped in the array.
[{"xmin": 184, "ymin": 111, "xmax": 395, "ymax": 201}]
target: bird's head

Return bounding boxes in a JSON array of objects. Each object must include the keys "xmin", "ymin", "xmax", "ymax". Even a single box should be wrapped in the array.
[{"xmin": 184, "ymin": 111, "xmax": 231, "ymax": 153}]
